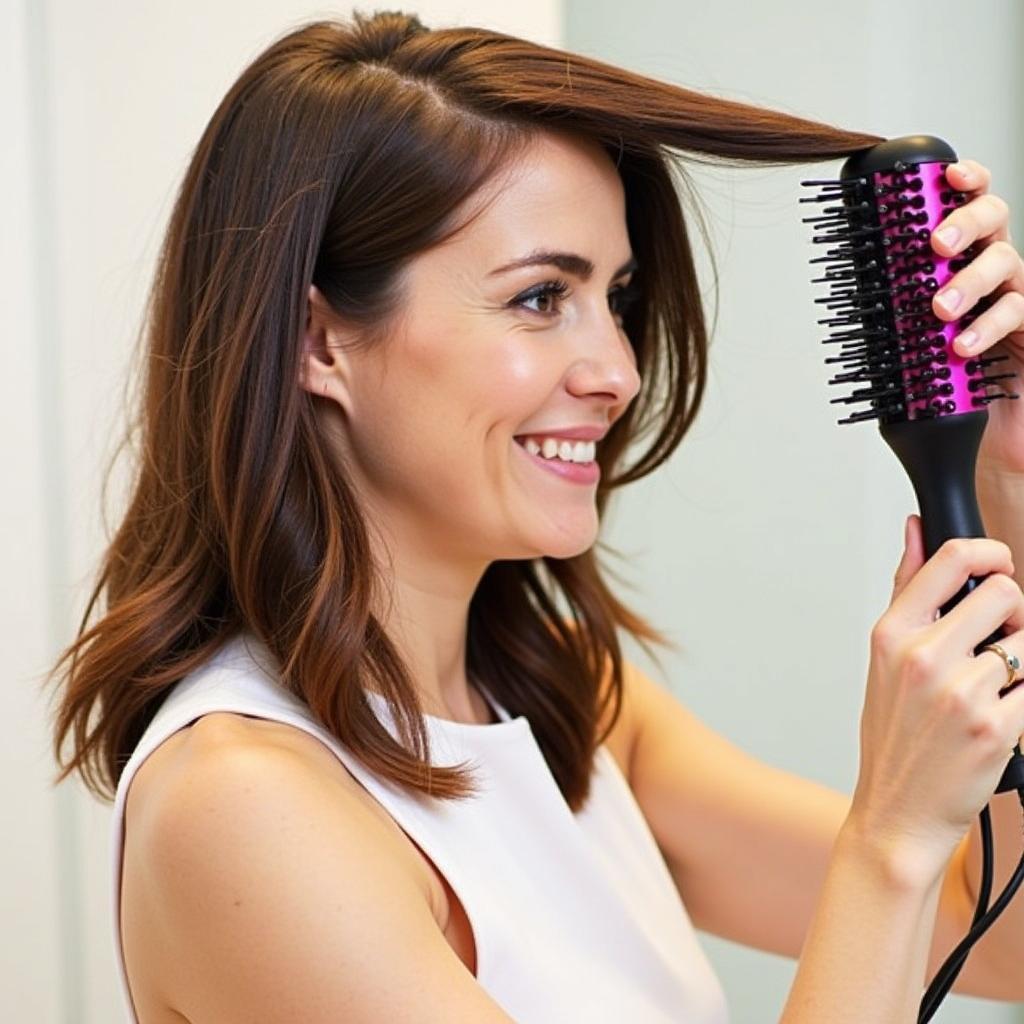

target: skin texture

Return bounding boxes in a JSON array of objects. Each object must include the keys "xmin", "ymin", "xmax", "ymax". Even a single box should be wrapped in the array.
[{"xmin": 298, "ymin": 130, "xmax": 641, "ymax": 723}]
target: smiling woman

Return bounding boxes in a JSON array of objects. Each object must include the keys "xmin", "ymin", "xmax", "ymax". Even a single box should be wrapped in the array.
[
  {"xmin": 42, "ymin": 8, "xmax": 895, "ymax": 1024},
  {"xmin": 299, "ymin": 129, "xmax": 642, "ymax": 565}
]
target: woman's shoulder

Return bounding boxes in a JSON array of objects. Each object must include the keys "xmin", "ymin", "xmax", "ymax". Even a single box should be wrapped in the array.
[
  {"xmin": 126, "ymin": 711, "xmax": 333, "ymax": 829},
  {"xmin": 125, "ymin": 709, "xmax": 440, "ymax": 905},
  {"xmin": 120, "ymin": 708, "xmax": 448, "ymax": 1019},
  {"xmin": 119, "ymin": 707, "xmax": 498, "ymax": 1022}
]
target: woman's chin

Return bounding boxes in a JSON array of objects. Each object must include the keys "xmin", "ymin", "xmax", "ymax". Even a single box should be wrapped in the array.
[{"xmin": 522, "ymin": 520, "xmax": 600, "ymax": 560}]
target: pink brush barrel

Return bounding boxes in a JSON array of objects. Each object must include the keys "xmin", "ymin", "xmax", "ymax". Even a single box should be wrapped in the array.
[
  {"xmin": 871, "ymin": 160, "xmax": 990, "ymax": 420},
  {"xmin": 801, "ymin": 136, "xmax": 1016, "ymax": 426}
]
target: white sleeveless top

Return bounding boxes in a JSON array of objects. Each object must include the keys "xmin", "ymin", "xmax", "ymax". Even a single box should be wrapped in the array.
[{"xmin": 110, "ymin": 632, "xmax": 729, "ymax": 1022}]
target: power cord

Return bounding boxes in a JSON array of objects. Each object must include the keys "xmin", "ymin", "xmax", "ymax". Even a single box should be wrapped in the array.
[{"xmin": 918, "ymin": 745, "xmax": 1024, "ymax": 1021}]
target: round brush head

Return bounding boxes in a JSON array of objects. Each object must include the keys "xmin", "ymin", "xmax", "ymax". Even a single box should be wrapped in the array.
[{"xmin": 801, "ymin": 134, "xmax": 1017, "ymax": 426}]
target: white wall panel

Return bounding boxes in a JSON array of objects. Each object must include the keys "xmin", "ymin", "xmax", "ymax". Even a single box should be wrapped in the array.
[
  {"xmin": 9, "ymin": 2, "xmax": 562, "ymax": 1020},
  {"xmin": 2, "ymin": 0, "xmax": 65, "ymax": 1019}
]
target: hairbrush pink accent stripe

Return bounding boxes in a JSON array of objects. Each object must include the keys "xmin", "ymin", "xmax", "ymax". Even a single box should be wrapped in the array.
[{"xmin": 870, "ymin": 160, "xmax": 977, "ymax": 420}]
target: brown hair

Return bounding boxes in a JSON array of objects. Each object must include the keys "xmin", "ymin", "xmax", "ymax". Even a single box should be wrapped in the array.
[{"xmin": 47, "ymin": 9, "xmax": 883, "ymax": 811}]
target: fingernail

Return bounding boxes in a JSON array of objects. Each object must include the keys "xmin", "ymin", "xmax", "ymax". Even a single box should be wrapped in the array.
[
  {"xmin": 957, "ymin": 329, "xmax": 979, "ymax": 351},
  {"xmin": 935, "ymin": 226, "xmax": 962, "ymax": 249},
  {"xmin": 936, "ymin": 287, "xmax": 962, "ymax": 313}
]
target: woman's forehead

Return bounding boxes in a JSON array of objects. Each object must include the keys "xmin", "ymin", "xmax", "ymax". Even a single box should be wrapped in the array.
[{"xmin": 427, "ymin": 135, "xmax": 629, "ymax": 272}]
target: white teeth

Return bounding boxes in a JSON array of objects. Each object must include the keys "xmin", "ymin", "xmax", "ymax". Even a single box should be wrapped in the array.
[{"xmin": 520, "ymin": 436, "xmax": 596, "ymax": 464}]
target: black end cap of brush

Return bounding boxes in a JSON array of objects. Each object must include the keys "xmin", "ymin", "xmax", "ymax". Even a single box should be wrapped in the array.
[{"xmin": 840, "ymin": 134, "xmax": 957, "ymax": 179}]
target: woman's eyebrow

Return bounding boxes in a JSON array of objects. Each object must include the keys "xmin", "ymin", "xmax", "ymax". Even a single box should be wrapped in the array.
[{"xmin": 488, "ymin": 250, "xmax": 638, "ymax": 282}]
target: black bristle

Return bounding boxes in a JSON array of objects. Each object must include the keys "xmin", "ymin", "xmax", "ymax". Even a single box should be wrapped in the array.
[{"xmin": 800, "ymin": 141, "xmax": 1008, "ymax": 427}]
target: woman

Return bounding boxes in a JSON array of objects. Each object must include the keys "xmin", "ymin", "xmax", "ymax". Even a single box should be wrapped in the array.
[{"xmin": 48, "ymin": 9, "xmax": 1024, "ymax": 1022}]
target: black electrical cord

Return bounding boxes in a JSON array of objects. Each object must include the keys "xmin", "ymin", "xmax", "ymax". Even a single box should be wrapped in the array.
[
  {"xmin": 918, "ymin": 805, "xmax": 994, "ymax": 1022},
  {"xmin": 918, "ymin": 750, "xmax": 1024, "ymax": 1022},
  {"xmin": 921, "ymin": 842, "xmax": 1024, "ymax": 1020}
]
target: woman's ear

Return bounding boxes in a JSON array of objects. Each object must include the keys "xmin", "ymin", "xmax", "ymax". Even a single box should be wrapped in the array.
[{"xmin": 300, "ymin": 284, "xmax": 357, "ymax": 415}]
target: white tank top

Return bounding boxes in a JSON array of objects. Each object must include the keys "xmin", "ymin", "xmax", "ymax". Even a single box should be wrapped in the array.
[{"xmin": 110, "ymin": 632, "xmax": 729, "ymax": 1022}]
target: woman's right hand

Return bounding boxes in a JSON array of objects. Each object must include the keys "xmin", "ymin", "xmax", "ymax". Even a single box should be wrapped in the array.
[{"xmin": 849, "ymin": 514, "xmax": 1024, "ymax": 882}]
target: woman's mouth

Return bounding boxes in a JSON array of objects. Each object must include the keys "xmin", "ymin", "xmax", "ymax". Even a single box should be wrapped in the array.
[{"xmin": 513, "ymin": 436, "xmax": 600, "ymax": 484}]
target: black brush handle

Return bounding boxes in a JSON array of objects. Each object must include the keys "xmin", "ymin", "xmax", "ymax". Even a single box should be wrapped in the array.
[
  {"xmin": 880, "ymin": 412, "xmax": 989, "ymax": 580},
  {"xmin": 880, "ymin": 410, "xmax": 1024, "ymax": 794}
]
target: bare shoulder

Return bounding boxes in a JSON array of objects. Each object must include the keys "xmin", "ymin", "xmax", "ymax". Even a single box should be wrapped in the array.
[
  {"xmin": 125, "ymin": 712, "xmax": 376, "ymax": 861},
  {"xmin": 122, "ymin": 712, "xmax": 514, "ymax": 1023},
  {"xmin": 138, "ymin": 711, "xmax": 354, "ymax": 781}
]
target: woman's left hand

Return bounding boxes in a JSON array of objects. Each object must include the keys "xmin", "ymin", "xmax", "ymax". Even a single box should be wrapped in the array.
[{"xmin": 930, "ymin": 160, "xmax": 1024, "ymax": 470}]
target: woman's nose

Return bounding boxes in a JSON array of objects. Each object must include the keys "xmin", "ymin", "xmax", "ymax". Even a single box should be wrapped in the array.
[{"xmin": 566, "ymin": 314, "xmax": 642, "ymax": 406}]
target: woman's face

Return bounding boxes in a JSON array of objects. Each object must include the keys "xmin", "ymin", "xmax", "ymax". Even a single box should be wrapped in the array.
[{"xmin": 308, "ymin": 130, "xmax": 642, "ymax": 569}]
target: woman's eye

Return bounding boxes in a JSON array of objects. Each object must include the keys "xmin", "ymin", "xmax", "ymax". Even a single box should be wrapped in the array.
[
  {"xmin": 512, "ymin": 280, "xmax": 571, "ymax": 316},
  {"xmin": 511, "ymin": 280, "xmax": 641, "ymax": 320}
]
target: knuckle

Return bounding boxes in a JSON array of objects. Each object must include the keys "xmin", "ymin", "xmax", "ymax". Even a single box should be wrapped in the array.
[
  {"xmin": 994, "ymin": 239, "xmax": 1019, "ymax": 263},
  {"xmin": 940, "ymin": 537, "xmax": 1011, "ymax": 573},
  {"xmin": 940, "ymin": 537, "xmax": 972, "ymax": 566},
  {"xmin": 940, "ymin": 684, "xmax": 973, "ymax": 719},
  {"xmin": 992, "ymin": 572, "xmax": 1021, "ymax": 603},
  {"xmin": 984, "ymin": 193, "xmax": 1010, "ymax": 219},
  {"xmin": 969, "ymin": 711, "xmax": 1004, "ymax": 745},
  {"xmin": 870, "ymin": 617, "xmax": 899, "ymax": 653},
  {"xmin": 953, "ymin": 268, "xmax": 976, "ymax": 295},
  {"xmin": 903, "ymin": 642, "xmax": 937, "ymax": 684}
]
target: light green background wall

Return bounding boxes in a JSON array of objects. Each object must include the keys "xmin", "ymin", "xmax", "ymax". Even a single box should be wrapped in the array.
[{"xmin": 564, "ymin": 1, "xmax": 1024, "ymax": 1021}]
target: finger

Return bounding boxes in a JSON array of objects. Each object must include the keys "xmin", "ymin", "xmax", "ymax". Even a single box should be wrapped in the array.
[
  {"xmin": 888, "ymin": 536, "xmax": 1015, "ymax": 629},
  {"xmin": 970, "ymin": 631, "xmax": 1024, "ymax": 695},
  {"xmin": 944, "ymin": 159, "xmax": 992, "ymax": 197},
  {"xmin": 986, "ymin": 670, "xmax": 1024, "ymax": 751},
  {"xmin": 965, "ymin": 632, "xmax": 1024, "ymax": 754},
  {"xmin": 995, "ymin": 679, "xmax": 1024, "ymax": 745},
  {"xmin": 931, "ymin": 192, "xmax": 1012, "ymax": 258},
  {"xmin": 929, "ymin": 568, "xmax": 1024, "ymax": 656},
  {"xmin": 892, "ymin": 514, "xmax": 926, "ymax": 601},
  {"xmin": 931, "ymin": 239, "xmax": 1024, "ymax": 322},
  {"xmin": 952, "ymin": 289, "xmax": 1024, "ymax": 357}
]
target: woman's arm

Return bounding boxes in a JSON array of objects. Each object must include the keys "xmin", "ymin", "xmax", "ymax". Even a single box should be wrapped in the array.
[
  {"xmin": 625, "ymin": 646, "xmax": 1024, "ymax": 1019},
  {"xmin": 777, "ymin": 816, "xmax": 945, "ymax": 1022}
]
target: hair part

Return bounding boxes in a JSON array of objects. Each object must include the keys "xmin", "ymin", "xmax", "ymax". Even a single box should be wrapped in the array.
[{"xmin": 47, "ymin": 9, "xmax": 883, "ymax": 811}]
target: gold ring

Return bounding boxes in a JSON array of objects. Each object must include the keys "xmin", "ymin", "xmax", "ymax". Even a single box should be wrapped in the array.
[{"xmin": 979, "ymin": 642, "xmax": 1022, "ymax": 690}]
